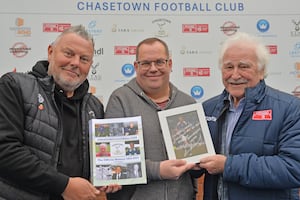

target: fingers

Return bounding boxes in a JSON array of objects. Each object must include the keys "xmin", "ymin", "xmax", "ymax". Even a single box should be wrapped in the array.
[
  {"xmin": 93, "ymin": 188, "xmax": 100, "ymax": 195},
  {"xmin": 191, "ymin": 164, "xmax": 202, "ymax": 170},
  {"xmin": 170, "ymin": 159, "xmax": 187, "ymax": 166},
  {"xmin": 62, "ymin": 177, "xmax": 102, "ymax": 200},
  {"xmin": 186, "ymin": 162, "xmax": 197, "ymax": 169},
  {"xmin": 98, "ymin": 184, "xmax": 122, "ymax": 193},
  {"xmin": 198, "ymin": 155, "xmax": 226, "ymax": 174},
  {"xmin": 207, "ymin": 167, "xmax": 221, "ymax": 175},
  {"xmin": 105, "ymin": 184, "xmax": 122, "ymax": 193},
  {"xmin": 199, "ymin": 156, "xmax": 209, "ymax": 164}
]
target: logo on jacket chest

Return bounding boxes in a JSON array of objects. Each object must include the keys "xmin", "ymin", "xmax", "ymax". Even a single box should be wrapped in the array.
[
  {"xmin": 252, "ymin": 110, "xmax": 272, "ymax": 120},
  {"xmin": 38, "ymin": 93, "xmax": 44, "ymax": 110}
]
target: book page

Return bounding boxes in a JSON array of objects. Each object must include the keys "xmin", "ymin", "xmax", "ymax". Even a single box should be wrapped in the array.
[{"xmin": 89, "ymin": 116, "xmax": 147, "ymax": 186}]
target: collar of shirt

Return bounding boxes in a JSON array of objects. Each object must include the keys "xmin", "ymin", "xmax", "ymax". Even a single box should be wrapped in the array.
[{"xmin": 225, "ymin": 95, "xmax": 246, "ymax": 154}]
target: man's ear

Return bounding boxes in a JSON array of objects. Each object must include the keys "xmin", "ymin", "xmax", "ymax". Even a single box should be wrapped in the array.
[
  {"xmin": 134, "ymin": 61, "xmax": 139, "ymax": 71},
  {"xmin": 168, "ymin": 58, "xmax": 173, "ymax": 72},
  {"xmin": 47, "ymin": 45, "xmax": 53, "ymax": 60}
]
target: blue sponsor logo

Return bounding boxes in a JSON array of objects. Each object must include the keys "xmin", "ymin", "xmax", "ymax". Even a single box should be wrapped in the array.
[
  {"xmin": 122, "ymin": 64, "xmax": 135, "ymax": 77},
  {"xmin": 190, "ymin": 85, "xmax": 204, "ymax": 99},
  {"xmin": 257, "ymin": 19, "xmax": 270, "ymax": 33}
]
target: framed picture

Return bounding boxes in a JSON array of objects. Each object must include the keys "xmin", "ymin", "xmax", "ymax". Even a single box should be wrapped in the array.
[
  {"xmin": 158, "ymin": 103, "xmax": 215, "ymax": 163},
  {"xmin": 89, "ymin": 116, "xmax": 147, "ymax": 186}
]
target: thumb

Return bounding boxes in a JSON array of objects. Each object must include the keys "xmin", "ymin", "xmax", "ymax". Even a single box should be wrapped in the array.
[
  {"xmin": 94, "ymin": 189, "xmax": 100, "ymax": 195},
  {"xmin": 186, "ymin": 162, "xmax": 196, "ymax": 170},
  {"xmin": 174, "ymin": 159, "xmax": 187, "ymax": 166}
]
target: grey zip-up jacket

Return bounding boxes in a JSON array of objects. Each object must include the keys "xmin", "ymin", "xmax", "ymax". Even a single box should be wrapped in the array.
[
  {"xmin": 105, "ymin": 78, "xmax": 199, "ymax": 200},
  {"xmin": 0, "ymin": 61, "xmax": 104, "ymax": 199}
]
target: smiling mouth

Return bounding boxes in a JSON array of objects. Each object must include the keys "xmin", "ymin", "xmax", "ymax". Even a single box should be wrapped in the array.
[
  {"xmin": 146, "ymin": 73, "xmax": 162, "ymax": 78},
  {"xmin": 230, "ymin": 82, "xmax": 243, "ymax": 85},
  {"xmin": 229, "ymin": 81, "xmax": 247, "ymax": 85},
  {"xmin": 65, "ymin": 69, "xmax": 79, "ymax": 77}
]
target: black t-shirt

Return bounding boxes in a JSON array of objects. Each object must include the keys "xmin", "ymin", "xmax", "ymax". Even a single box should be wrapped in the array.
[{"xmin": 52, "ymin": 87, "xmax": 84, "ymax": 199}]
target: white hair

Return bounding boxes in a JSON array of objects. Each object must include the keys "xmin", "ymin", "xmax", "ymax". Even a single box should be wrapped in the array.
[{"xmin": 218, "ymin": 32, "xmax": 270, "ymax": 77}]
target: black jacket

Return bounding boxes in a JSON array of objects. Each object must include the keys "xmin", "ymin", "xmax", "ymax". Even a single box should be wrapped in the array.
[{"xmin": 0, "ymin": 61, "xmax": 104, "ymax": 199}]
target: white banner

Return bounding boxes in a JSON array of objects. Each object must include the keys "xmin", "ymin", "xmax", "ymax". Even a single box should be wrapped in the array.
[{"xmin": 1, "ymin": 0, "xmax": 300, "ymax": 105}]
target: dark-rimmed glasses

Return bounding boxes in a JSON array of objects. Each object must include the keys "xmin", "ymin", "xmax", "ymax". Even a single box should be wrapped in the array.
[{"xmin": 136, "ymin": 59, "xmax": 168, "ymax": 70}]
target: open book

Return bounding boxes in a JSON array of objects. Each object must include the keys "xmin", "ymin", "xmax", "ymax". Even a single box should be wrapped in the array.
[
  {"xmin": 158, "ymin": 103, "xmax": 215, "ymax": 163},
  {"xmin": 89, "ymin": 116, "xmax": 147, "ymax": 186}
]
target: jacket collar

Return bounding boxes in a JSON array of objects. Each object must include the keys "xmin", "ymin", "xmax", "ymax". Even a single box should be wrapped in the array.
[
  {"xmin": 220, "ymin": 80, "xmax": 266, "ymax": 105},
  {"xmin": 244, "ymin": 80, "xmax": 266, "ymax": 104}
]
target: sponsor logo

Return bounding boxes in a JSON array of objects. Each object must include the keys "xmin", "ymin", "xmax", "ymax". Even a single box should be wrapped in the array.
[
  {"xmin": 182, "ymin": 24, "xmax": 209, "ymax": 33},
  {"xmin": 111, "ymin": 24, "xmax": 144, "ymax": 33},
  {"xmin": 94, "ymin": 48, "xmax": 104, "ymax": 56},
  {"xmin": 183, "ymin": 67, "xmax": 210, "ymax": 77},
  {"xmin": 266, "ymin": 45, "xmax": 277, "ymax": 54},
  {"xmin": 206, "ymin": 116, "xmax": 217, "ymax": 122},
  {"xmin": 87, "ymin": 20, "xmax": 103, "ymax": 37},
  {"xmin": 290, "ymin": 62, "xmax": 300, "ymax": 79},
  {"xmin": 190, "ymin": 85, "xmax": 204, "ymax": 99},
  {"xmin": 43, "ymin": 23, "xmax": 71, "ymax": 32},
  {"xmin": 89, "ymin": 86, "xmax": 104, "ymax": 103},
  {"xmin": 220, "ymin": 21, "xmax": 239, "ymax": 36},
  {"xmin": 180, "ymin": 46, "xmax": 212, "ymax": 55},
  {"xmin": 89, "ymin": 62, "xmax": 102, "ymax": 81},
  {"xmin": 289, "ymin": 42, "xmax": 300, "ymax": 57},
  {"xmin": 257, "ymin": 19, "xmax": 270, "ymax": 33},
  {"xmin": 9, "ymin": 42, "xmax": 31, "ymax": 58},
  {"xmin": 121, "ymin": 64, "xmax": 135, "ymax": 77},
  {"xmin": 291, "ymin": 20, "xmax": 300, "ymax": 37},
  {"xmin": 114, "ymin": 46, "xmax": 136, "ymax": 55},
  {"xmin": 10, "ymin": 18, "xmax": 31, "ymax": 36},
  {"xmin": 152, "ymin": 18, "xmax": 171, "ymax": 37}
]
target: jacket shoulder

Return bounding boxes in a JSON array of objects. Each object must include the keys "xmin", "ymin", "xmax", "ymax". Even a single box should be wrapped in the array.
[
  {"xmin": 203, "ymin": 95, "xmax": 222, "ymax": 107},
  {"xmin": 266, "ymin": 86, "xmax": 299, "ymax": 103},
  {"xmin": 2, "ymin": 72, "xmax": 35, "ymax": 83}
]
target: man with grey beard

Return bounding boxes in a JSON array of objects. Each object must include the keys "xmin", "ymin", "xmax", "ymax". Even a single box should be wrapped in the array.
[{"xmin": 0, "ymin": 25, "xmax": 120, "ymax": 200}]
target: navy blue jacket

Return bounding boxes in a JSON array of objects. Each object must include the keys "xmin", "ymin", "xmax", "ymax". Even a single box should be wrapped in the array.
[{"xmin": 202, "ymin": 80, "xmax": 300, "ymax": 200}]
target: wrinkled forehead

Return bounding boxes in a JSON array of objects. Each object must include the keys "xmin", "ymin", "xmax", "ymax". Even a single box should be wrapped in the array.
[{"xmin": 223, "ymin": 43, "xmax": 257, "ymax": 62}]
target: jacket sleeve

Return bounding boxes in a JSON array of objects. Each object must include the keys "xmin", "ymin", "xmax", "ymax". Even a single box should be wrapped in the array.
[
  {"xmin": 0, "ymin": 73, "xmax": 68, "ymax": 195},
  {"xmin": 223, "ymin": 97, "xmax": 300, "ymax": 189}
]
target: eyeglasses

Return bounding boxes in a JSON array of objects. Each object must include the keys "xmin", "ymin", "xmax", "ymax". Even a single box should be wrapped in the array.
[{"xmin": 136, "ymin": 59, "xmax": 169, "ymax": 70}]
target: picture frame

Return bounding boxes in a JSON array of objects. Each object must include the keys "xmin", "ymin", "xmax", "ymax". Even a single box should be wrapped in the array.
[
  {"xmin": 158, "ymin": 103, "xmax": 215, "ymax": 163},
  {"xmin": 89, "ymin": 116, "xmax": 147, "ymax": 186}
]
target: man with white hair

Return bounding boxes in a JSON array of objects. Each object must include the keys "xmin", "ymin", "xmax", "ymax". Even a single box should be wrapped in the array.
[{"xmin": 198, "ymin": 32, "xmax": 300, "ymax": 200}]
